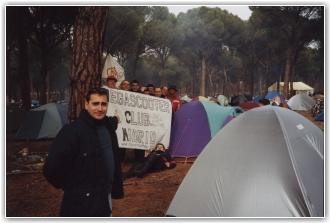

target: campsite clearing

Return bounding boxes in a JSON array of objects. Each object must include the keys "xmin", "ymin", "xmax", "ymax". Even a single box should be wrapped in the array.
[{"xmin": 6, "ymin": 110, "xmax": 323, "ymax": 217}]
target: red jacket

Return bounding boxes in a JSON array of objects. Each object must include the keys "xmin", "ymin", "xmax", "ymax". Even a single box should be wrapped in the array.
[{"xmin": 168, "ymin": 93, "xmax": 182, "ymax": 112}]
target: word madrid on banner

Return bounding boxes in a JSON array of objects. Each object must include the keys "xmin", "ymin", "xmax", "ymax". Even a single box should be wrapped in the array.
[{"xmin": 104, "ymin": 87, "xmax": 172, "ymax": 151}]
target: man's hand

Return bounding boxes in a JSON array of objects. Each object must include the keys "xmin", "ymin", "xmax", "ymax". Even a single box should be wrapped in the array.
[
  {"xmin": 144, "ymin": 150, "xmax": 150, "ymax": 157},
  {"xmin": 165, "ymin": 162, "xmax": 170, "ymax": 168},
  {"xmin": 114, "ymin": 109, "xmax": 121, "ymax": 123}
]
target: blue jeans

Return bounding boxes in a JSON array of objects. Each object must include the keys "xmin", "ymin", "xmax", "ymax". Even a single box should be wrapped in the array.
[{"xmin": 108, "ymin": 193, "xmax": 112, "ymax": 217}]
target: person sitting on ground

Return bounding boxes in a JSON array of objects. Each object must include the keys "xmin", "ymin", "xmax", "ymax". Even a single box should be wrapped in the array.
[{"xmin": 122, "ymin": 143, "xmax": 176, "ymax": 180}]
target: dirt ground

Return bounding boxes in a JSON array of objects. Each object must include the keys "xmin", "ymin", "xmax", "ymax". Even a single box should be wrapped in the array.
[{"xmin": 5, "ymin": 109, "xmax": 324, "ymax": 218}]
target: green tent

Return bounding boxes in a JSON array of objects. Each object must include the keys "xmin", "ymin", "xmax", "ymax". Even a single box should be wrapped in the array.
[{"xmin": 15, "ymin": 103, "xmax": 68, "ymax": 140}]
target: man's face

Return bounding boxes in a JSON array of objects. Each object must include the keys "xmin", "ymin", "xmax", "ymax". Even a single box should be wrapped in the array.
[
  {"xmin": 155, "ymin": 144, "xmax": 165, "ymax": 152},
  {"xmin": 162, "ymin": 87, "xmax": 168, "ymax": 95},
  {"xmin": 107, "ymin": 80, "xmax": 117, "ymax": 89},
  {"xmin": 131, "ymin": 83, "xmax": 139, "ymax": 92},
  {"xmin": 169, "ymin": 89, "xmax": 175, "ymax": 95},
  {"xmin": 148, "ymin": 86, "xmax": 155, "ymax": 94},
  {"xmin": 154, "ymin": 88, "xmax": 162, "ymax": 97},
  {"xmin": 121, "ymin": 81, "xmax": 130, "ymax": 91},
  {"xmin": 85, "ymin": 94, "xmax": 108, "ymax": 120}
]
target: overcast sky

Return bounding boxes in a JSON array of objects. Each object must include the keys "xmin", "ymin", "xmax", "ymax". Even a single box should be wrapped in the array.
[{"xmin": 167, "ymin": 5, "xmax": 252, "ymax": 20}]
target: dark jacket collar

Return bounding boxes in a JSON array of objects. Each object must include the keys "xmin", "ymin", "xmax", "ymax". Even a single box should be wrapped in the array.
[{"xmin": 79, "ymin": 109, "xmax": 107, "ymax": 127}]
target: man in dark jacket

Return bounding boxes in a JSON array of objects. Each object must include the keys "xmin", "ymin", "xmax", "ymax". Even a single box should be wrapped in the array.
[{"xmin": 43, "ymin": 88, "xmax": 124, "ymax": 217}]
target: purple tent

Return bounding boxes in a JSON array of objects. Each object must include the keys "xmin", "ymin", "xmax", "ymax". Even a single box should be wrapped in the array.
[{"xmin": 168, "ymin": 100, "xmax": 243, "ymax": 161}]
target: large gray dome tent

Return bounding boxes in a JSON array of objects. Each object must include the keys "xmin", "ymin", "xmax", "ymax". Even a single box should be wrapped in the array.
[
  {"xmin": 166, "ymin": 106, "xmax": 323, "ymax": 217},
  {"xmin": 15, "ymin": 103, "xmax": 68, "ymax": 140}
]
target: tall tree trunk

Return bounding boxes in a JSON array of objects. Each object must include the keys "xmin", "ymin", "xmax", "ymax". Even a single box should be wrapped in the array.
[
  {"xmin": 161, "ymin": 63, "xmax": 165, "ymax": 87},
  {"xmin": 46, "ymin": 71, "xmax": 50, "ymax": 102},
  {"xmin": 283, "ymin": 47, "xmax": 292, "ymax": 100},
  {"xmin": 132, "ymin": 41, "xmax": 142, "ymax": 80},
  {"xmin": 264, "ymin": 67, "xmax": 269, "ymax": 97},
  {"xmin": 250, "ymin": 67, "xmax": 254, "ymax": 96},
  {"xmin": 290, "ymin": 63, "xmax": 295, "ymax": 97},
  {"xmin": 17, "ymin": 7, "xmax": 31, "ymax": 112},
  {"xmin": 39, "ymin": 51, "xmax": 48, "ymax": 105},
  {"xmin": 68, "ymin": 6, "xmax": 109, "ymax": 123},
  {"xmin": 259, "ymin": 73, "xmax": 262, "ymax": 96},
  {"xmin": 200, "ymin": 55, "xmax": 206, "ymax": 97}
]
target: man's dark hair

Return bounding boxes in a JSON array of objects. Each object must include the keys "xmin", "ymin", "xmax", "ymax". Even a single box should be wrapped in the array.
[
  {"xmin": 147, "ymin": 84, "xmax": 155, "ymax": 89},
  {"xmin": 131, "ymin": 80, "xmax": 139, "ymax": 86},
  {"xmin": 85, "ymin": 88, "xmax": 109, "ymax": 102}
]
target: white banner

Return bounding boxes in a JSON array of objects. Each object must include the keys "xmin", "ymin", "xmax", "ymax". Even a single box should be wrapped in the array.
[
  {"xmin": 104, "ymin": 87, "xmax": 172, "ymax": 151},
  {"xmin": 102, "ymin": 54, "xmax": 125, "ymax": 88}
]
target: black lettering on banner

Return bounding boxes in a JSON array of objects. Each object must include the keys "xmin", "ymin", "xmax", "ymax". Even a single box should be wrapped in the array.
[
  {"xmin": 124, "ymin": 93, "xmax": 130, "ymax": 106},
  {"xmin": 125, "ymin": 111, "xmax": 131, "ymax": 124},
  {"xmin": 148, "ymin": 98, "xmax": 154, "ymax": 110},
  {"xmin": 130, "ymin": 111, "xmax": 137, "ymax": 125},
  {"xmin": 137, "ymin": 130, "xmax": 144, "ymax": 143},
  {"xmin": 129, "ymin": 94, "xmax": 137, "ymax": 107},
  {"xmin": 117, "ymin": 91, "xmax": 124, "ymax": 105},
  {"xmin": 144, "ymin": 113, "xmax": 149, "ymax": 126},
  {"xmin": 136, "ymin": 95, "xmax": 142, "ymax": 108},
  {"xmin": 152, "ymin": 99, "xmax": 159, "ymax": 111},
  {"xmin": 122, "ymin": 127, "xmax": 129, "ymax": 141},
  {"xmin": 145, "ymin": 131, "xmax": 148, "ymax": 144},
  {"xmin": 164, "ymin": 102, "xmax": 170, "ymax": 113},
  {"xmin": 130, "ymin": 129, "xmax": 144, "ymax": 143},
  {"xmin": 150, "ymin": 131, "xmax": 156, "ymax": 144},
  {"xmin": 159, "ymin": 101, "xmax": 164, "ymax": 112},
  {"xmin": 121, "ymin": 128, "xmax": 157, "ymax": 145},
  {"xmin": 137, "ymin": 112, "xmax": 143, "ymax": 126},
  {"xmin": 142, "ymin": 97, "xmax": 148, "ymax": 109},
  {"xmin": 110, "ymin": 90, "xmax": 117, "ymax": 104}
]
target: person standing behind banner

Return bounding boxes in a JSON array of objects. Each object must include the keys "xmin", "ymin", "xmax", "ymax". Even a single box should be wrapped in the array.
[
  {"xmin": 147, "ymin": 84, "xmax": 155, "ymax": 96},
  {"xmin": 43, "ymin": 88, "xmax": 124, "ymax": 217},
  {"xmin": 167, "ymin": 85, "xmax": 182, "ymax": 112},
  {"xmin": 154, "ymin": 87, "xmax": 162, "ymax": 98},
  {"xmin": 167, "ymin": 85, "xmax": 182, "ymax": 125},
  {"xmin": 143, "ymin": 88, "xmax": 150, "ymax": 95},
  {"xmin": 161, "ymin": 86, "xmax": 168, "ymax": 98},
  {"xmin": 119, "ymin": 80, "xmax": 130, "ymax": 91},
  {"xmin": 106, "ymin": 76, "xmax": 118, "ymax": 89},
  {"xmin": 129, "ymin": 80, "xmax": 143, "ymax": 93}
]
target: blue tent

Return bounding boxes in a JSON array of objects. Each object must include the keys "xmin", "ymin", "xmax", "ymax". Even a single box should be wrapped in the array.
[
  {"xmin": 314, "ymin": 111, "xmax": 324, "ymax": 121},
  {"xmin": 253, "ymin": 95, "xmax": 262, "ymax": 102},
  {"xmin": 265, "ymin": 90, "xmax": 284, "ymax": 100}
]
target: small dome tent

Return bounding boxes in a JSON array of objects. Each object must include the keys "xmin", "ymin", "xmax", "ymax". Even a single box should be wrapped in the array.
[
  {"xmin": 287, "ymin": 93, "xmax": 316, "ymax": 111},
  {"xmin": 15, "ymin": 103, "xmax": 68, "ymax": 140},
  {"xmin": 169, "ymin": 100, "xmax": 243, "ymax": 162}
]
